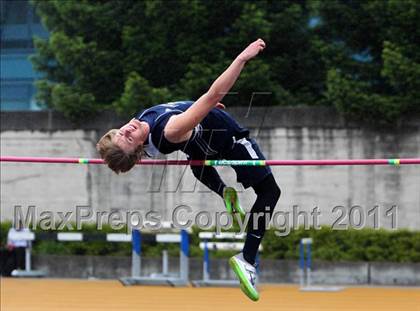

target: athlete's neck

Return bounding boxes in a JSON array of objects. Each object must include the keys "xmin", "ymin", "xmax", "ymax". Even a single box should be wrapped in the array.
[{"xmin": 139, "ymin": 121, "xmax": 150, "ymax": 144}]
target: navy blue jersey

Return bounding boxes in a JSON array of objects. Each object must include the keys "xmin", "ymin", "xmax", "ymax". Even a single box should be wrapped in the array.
[{"xmin": 135, "ymin": 101, "xmax": 249, "ymax": 159}]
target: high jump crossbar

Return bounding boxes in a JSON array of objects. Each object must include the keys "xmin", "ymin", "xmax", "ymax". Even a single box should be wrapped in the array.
[{"xmin": 1, "ymin": 156, "xmax": 420, "ymax": 166}]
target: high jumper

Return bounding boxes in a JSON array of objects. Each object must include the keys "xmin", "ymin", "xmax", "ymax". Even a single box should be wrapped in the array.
[{"xmin": 96, "ymin": 39, "xmax": 277, "ymax": 301}]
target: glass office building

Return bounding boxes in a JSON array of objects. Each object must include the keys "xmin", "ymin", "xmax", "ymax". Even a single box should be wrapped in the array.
[{"xmin": 1, "ymin": 0, "xmax": 49, "ymax": 110}]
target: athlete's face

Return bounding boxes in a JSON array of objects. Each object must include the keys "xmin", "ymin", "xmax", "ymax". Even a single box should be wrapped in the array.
[{"xmin": 113, "ymin": 119, "xmax": 145, "ymax": 153}]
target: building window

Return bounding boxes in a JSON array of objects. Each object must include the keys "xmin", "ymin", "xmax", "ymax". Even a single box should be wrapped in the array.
[
  {"xmin": 1, "ymin": 0, "xmax": 29, "ymax": 25},
  {"xmin": 1, "ymin": 39, "xmax": 33, "ymax": 50},
  {"xmin": 0, "ymin": 82, "xmax": 33, "ymax": 110},
  {"xmin": 1, "ymin": 0, "xmax": 47, "ymax": 111}
]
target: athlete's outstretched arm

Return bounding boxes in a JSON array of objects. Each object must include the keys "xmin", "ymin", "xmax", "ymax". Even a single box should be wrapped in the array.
[{"xmin": 164, "ymin": 39, "xmax": 266, "ymax": 143}]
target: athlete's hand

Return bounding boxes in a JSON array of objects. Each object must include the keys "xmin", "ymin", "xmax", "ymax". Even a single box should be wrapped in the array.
[
  {"xmin": 215, "ymin": 102, "xmax": 226, "ymax": 109},
  {"xmin": 237, "ymin": 39, "xmax": 266, "ymax": 62}
]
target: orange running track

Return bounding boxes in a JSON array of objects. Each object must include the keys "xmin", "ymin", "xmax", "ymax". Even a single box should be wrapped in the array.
[{"xmin": 1, "ymin": 278, "xmax": 419, "ymax": 311}]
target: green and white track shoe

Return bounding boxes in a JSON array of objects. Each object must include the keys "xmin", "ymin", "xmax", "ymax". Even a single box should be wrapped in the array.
[
  {"xmin": 223, "ymin": 187, "xmax": 245, "ymax": 216},
  {"xmin": 229, "ymin": 253, "xmax": 259, "ymax": 301}
]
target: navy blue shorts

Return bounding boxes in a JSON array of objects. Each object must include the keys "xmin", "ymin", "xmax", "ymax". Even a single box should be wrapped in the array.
[{"xmin": 223, "ymin": 138, "xmax": 272, "ymax": 189}]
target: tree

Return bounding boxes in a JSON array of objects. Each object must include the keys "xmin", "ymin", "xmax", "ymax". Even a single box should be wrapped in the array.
[
  {"xmin": 31, "ymin": 0, "xmax": 130, "ymax": 120},
  {"xmin": 31, "ymin": 0, "xmax": 324, "ymax": 121},
  {"xmin": 313, "ymin": 0, "xmax": 420, "ymax": 124},
  {"xmin": 30, "ymin": 0, "xmax": 420, "ymax": 123}
]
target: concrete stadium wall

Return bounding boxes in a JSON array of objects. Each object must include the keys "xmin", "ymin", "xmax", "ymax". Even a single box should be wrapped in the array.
[
  {"xmin": 1, "ymin": 107, "xmax": 420, "ymax": 230},
  {"xmin": 32, "ymin": 255, "xmax": 420, "ymax": 286}
]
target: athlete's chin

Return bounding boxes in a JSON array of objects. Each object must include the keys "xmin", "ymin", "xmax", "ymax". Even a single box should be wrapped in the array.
[
  {"xmin": 130, "ymin": 119, "xmax": 142, "ymax": 128},
  {"xmin": 133, "ymin": 134, "xmax": 145, "ymax": 146}
]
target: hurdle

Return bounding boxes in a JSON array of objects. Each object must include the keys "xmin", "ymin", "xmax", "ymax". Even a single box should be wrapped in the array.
[
  {"xmin": 8, "ymin": 227, "xmax": 190, "ymax": 285},
  {"xmin": 8, "ymin": 230, "xmax": 45, "ymax": 278},
  {"xmin": 299, "ymin": 238, "xmax": 343, "ymax": 292},
  {"xmin": 7, "ymin": 231, "xmax": 134, "ymax": 278},
  {"xmin": 192, "ymin": 232, "xmax": 260, "ymax": 287},
  {"xmin": 120, "ymin": 229, "xmax": 189, "ymax": 287}
]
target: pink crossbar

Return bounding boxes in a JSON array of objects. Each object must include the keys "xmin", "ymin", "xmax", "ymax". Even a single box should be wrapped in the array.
[{"xmin": 1, "ymin": 156, "xmax": 420, "ymax": 166}]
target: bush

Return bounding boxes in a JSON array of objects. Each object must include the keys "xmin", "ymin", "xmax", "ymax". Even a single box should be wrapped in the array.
[
  {"xmin": 1, "ymin": 222, "xmax": 419, "ymax": 262},
  {"xmin": 262, "ymin": 226, "xmax": 420, "ymax": 262}
]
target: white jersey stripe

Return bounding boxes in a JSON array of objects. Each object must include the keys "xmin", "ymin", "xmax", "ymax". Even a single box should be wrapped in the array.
[{"xmin": 236, "ymin": 138, "xmax": 259, "ymax": 159}]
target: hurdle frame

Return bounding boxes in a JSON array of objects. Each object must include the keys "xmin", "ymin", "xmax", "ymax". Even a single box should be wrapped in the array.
[
  {"xmin": 299, "ymin": 238, "xmax": 343, "ymax": 292},
  {"xmin": 120, "ymin": 229, "xmax": 190, "ymax": 287},
  {"xmin": 8, "ymin": 231, "xmax": 45, "ymax": 278},
  {"xmin": 192, "ymin": 232, "xmax": 261, "ymax": 287},
  {"xmin": 7, "ymin": 231, "xmax": 133, "ymax": 278}
]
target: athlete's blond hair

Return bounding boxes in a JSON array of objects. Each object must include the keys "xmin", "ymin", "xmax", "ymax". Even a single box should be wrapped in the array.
[{"xmin": 96, "ymin": 129, "xmax": 143, "ymax": 174}]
